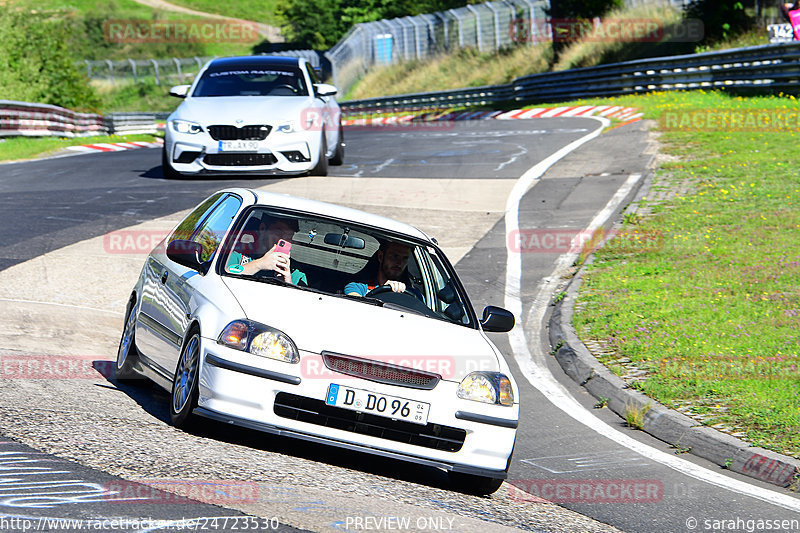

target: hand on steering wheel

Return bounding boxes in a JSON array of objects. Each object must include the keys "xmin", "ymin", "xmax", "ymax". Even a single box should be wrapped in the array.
[{"xmin": 365, "ymin": 282, "xmax": 412, "ymax": 297}]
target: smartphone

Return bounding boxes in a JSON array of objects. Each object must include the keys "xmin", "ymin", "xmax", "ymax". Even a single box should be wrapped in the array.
[{"xmin": 275, "ymin": 239, "xmax": 292, "ymax": 255}]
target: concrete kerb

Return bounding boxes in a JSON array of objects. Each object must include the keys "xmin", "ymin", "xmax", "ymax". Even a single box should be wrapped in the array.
[{"xmin": 546, "ymin": 209, "xmax": 800, "ymax": 493}]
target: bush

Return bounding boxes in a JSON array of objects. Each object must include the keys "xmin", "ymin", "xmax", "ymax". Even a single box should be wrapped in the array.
[
  {"xmin": 685, "ymin": 0, "xmax": 753, "ymax": 45},
  {"xmin": 0, "ymin": 10, "xmax": 100, "ymax": 111}
]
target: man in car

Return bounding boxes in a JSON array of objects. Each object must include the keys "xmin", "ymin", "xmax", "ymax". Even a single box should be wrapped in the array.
[
  {"xmin": 227, "ymin": 216, "xmax": 307, "ymax": 286},
  {"xmin": 345, "ymin": 241, "xmax": 420, "ymax": 298}
]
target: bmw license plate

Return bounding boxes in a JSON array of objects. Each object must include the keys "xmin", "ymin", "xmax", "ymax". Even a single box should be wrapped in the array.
[
  {"xmin": 219, "ymin": 140, "xmax": 259, "ymax": 151},
  {"xmin": 326, "ymin": 383, "xmax": 430, "ymax": 425}
]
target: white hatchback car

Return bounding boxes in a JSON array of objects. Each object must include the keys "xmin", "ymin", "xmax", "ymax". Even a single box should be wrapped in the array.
[
  {"xmin": 163, "ymin": 56, "xmax": 343, "ymax": 178},
  {"xmin": 117, "ymin": 189, "xmax": 518, "ymax": 494}
]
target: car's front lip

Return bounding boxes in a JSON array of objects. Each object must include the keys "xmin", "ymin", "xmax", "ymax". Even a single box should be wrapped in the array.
[{"xmin": 196, "ymin": 340, "xmax": 518, "ymax": 475}]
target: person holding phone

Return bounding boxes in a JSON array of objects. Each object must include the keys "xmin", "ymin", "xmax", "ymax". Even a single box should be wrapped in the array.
[{"xmin": 227, "ymin": 216, "xmax": 307, "ymax": 286}]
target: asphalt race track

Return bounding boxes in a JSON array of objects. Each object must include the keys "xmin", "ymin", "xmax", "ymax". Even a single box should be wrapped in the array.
[{"xmin": 0, "ymin": 119, "xmax": 798, "ymax": 532}]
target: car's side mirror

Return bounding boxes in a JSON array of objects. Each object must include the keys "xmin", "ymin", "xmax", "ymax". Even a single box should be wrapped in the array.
[
  {"xmin": 480, "ymin": 306, "xmax": 515, "ymax": 333},
  {"xmin": 167, "ymin": 240, "xmax": 205, "ymax": 272},
  {"xmin": 169, "ymin": 85, "xmax": 191, "ymax": 98},
  {"xmin": 314, "ymin": 83, "xmax": 338, "ymax": 97}
]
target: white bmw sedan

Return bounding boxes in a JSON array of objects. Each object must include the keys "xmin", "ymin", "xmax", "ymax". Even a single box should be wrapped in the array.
[
  {"xmin": 117, "ymin": 189, "xmax": 518, "ymax": 494},
  {"xmin": 163, "ymin": 56, "xmax": 343, "ymax": 178}
]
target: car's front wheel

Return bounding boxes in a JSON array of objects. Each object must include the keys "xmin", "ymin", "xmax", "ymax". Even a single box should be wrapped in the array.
[
  {"xmin": 447, "ymin": 471, "xmax": 505, "ymax": 496},
  {"xmin": 309, "ymin": 135, "xmax": 328, "ymax": 176},
  {"xmin": 115, "ymin": 296, "xmax": 141, "ymax": 382},
  {"xmin": 329, "ymin": 125, "xmax": 344, "ymax": 166},
  {"xmin": 162, "ymin": 146, "xmax": 183, "ymax": 179},
  {"xmin": 170, "ymin": 329, "xmax": 201, "ymax": 427}
]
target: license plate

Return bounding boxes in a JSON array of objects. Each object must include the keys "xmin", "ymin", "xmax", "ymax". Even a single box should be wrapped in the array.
[
  {"xmin": 219, "ymin": 140, "xmax": 259, "ymax": 151},
  {"xmin": 326, "ymin": 384, "xmax": 430, "ymax": 425}
]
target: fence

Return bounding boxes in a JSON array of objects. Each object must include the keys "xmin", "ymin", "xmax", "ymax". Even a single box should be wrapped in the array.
[
  {"xmin": 79, "ymin": 51, "xmax": 326, "ymax": 85},
  {"xmin": 324, "ymin": 0, "xmax": 548, "ymax": 95},
  {"xmin": 340, "ymin": 41, "xmax": 800, "ymax": 113}
]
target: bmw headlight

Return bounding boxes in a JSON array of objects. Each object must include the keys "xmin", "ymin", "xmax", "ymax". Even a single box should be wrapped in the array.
[
  {"xmin": 457, "ymin": 372, "xmax": 514, "ymax": 406},
  {"xmin": 171, "ymin": 119, "xmax": 203, "ymax": 134},
  {"xmin": 217, "ymin": 320, "xmax": 299, "ymax": 364},
  {"xmin": 276, "ymin": 122, "xmax": 295, "ymax": 134}
]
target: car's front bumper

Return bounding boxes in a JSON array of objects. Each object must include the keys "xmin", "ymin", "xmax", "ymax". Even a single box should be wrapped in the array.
[
  {"xmin": 196, "ymin": 340, "xmax": 518, "ymax": 477},
  {"xmin": 166, "ymin": 132, "xmax": 318, "ymax": 175}
]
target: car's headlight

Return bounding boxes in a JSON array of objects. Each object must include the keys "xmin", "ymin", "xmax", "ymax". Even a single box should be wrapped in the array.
[
  {"xmin": 276, "ymin": 122, "xmax": 295, "ymax": 134},
  {"xmin": 171, "ymin": 119, "xmax": 203, "ymax": 134},
  {"xmin": 217, "ymin": 320, "xmax": 299, "ymax": 364},
  {"xmin": 457, "ymin": 372, "xmax": 514, "ymax": 406}
]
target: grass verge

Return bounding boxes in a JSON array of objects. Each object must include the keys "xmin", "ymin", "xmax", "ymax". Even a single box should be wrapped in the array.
[
  {"xmin": 0, "ymin": 134, "xmax": 161, "ymax": 163},
  {"xmin": 564, "ymin": 90, "xmax": 800, "ymax": 458}
]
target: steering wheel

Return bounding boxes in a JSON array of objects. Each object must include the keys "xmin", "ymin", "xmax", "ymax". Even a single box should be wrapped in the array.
[
  {"xmin": 365, "ymin": 285, "xmax": 415, "ymax": 298},
  {"xmin": 273, "ymin": 84, "xmax": 297, "ymax": 94}
]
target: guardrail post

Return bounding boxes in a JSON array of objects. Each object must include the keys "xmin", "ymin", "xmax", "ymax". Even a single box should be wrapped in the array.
[
  {"xmin": 173, "ymin": 57, "xmax": 182, "ymax": 82},
  {"xmin": 128, "ymin": 59, "xmax": 138, "ymax": 83},
  {"xmin": 466, "ymin": 5, "xmax": 483, "ymax": 52},
  {"xmin": 150, "ymin": 59, "xmax": 160, "ymax": 85},
  {"xmin": 485, "ymin": 1, "xmax": 502, "ymax": 51},
  {"xmin": 448, "ymin": 9, "xmax": 464, "ymax": 48},
  {"xmin": 104, "ymin": 59, "xmax": 114, "ymax": 84}
]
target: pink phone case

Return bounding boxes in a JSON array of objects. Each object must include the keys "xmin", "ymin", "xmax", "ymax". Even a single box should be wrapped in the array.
[{"xmin": 275, "ymin": 239, "xmax": 292, "ymax": 254}]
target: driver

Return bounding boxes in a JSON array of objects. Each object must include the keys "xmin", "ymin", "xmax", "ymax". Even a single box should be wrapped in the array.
[
  {"xmin": 345, "ymin": 241, "xmax": 422, "ymax": 299},
  {"xmin": 227, "ymin": 215, "xmax": 307, "ymax": 286}
]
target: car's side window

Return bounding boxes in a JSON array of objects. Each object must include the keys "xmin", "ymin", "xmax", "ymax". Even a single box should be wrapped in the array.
[
  {"xmin": 170, "ymin": 193, "xmax": 224, "ymax": 243},
  {"xmin": 191, "ymin": 195, "xmax": 243, "ymax": 262}
]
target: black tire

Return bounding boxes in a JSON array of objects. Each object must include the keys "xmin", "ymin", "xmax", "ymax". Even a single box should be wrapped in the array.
[
  {"xmin": 161, "ymin": 146, "xmax": 183, "ymax": 179},
  {"xmin": 309, "ymin": 135, "xmax": 328, "ymax": 176},
  {"xmin": 170, "ymin": 329, "xmax": 201, "ymax": 428},
  {"xmin": 447, "ymin": 471, "xmax": 505, "ymax": 496},
  {"xmin": 115, "ymin": 296, "xmax": 141, "ymax": 382},
  {"xmin": 329, "ymin": 125, "xmax": 344, "ymax": 166}
]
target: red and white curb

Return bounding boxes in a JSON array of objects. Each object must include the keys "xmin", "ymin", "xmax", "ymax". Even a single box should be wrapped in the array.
[
  {"xmin": 342, "ymin": 106, "xmax": 642, "ymax": 127},
  {"xmin": 66, "ymin": 138, "xmax": 163, "ymax": 153}
]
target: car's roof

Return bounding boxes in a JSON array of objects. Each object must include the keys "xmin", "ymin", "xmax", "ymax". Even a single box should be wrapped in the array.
[
  {"xmin": 207, "ymin": 56, "xmax": 302, "ymax": 69},
  {"xmin": 227, "ymin": 188, "xmax": 431, "ymax": 242}
]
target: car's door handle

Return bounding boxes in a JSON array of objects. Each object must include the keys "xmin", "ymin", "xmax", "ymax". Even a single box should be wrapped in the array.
[{"xmin": 161, "ymin": 271, "xmax": 168, "ymax": 284}]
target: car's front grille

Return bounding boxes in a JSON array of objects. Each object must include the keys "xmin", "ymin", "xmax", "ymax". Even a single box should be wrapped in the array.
[
  {"xmin": 203, "ymin": 153, "xmax": 277, "ymax": 166},
  {"xmin": 274, "ymin": 392, "xmax": 466, "ymax": 452},
  {"xmin": 208, "ymin": 125, "xmax": 271, "ymax": 141},
  {"xmin": 322, "ymin": 352, "xmax": 441, "ymax": 390}
]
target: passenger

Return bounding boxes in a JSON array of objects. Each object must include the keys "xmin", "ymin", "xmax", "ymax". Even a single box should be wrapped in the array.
[
  {"xmin": 227, "ymin": 216, "xmax": 307, "ymax": 286},
  {"xmin": 345, "ymin": 241, "xmax": 422, "ymax": 299}
]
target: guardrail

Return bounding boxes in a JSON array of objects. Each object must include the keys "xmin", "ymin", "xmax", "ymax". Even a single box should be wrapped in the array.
[
  {"xmin": 0, "ymin": 102, "xmax": 170, "ymax": 138},
  {"xmin": 340, "ymin": 41, "xmax": 800, "ymax": 113},
  {"xmin": 0, "ymin": 100, "xmax": 105, "ymax": 138}
]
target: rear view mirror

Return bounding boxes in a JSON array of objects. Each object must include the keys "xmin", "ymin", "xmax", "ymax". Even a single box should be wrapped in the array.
[
  {"xmin": 169, "ymin": 84, "xmax": 190, "ymax": 98},
  {"xmin": 324, "ymin": 233, "xmax": 365, "ymax": 249},
  {"xmin": 167, "ymin": 240, "xmax": 205, "ymax": 272},
  {"xmin": 480, "ymin": 306, "xmax": 515, "ymax": 333}
]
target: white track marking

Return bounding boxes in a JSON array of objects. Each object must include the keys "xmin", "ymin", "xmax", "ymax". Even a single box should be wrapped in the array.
[{"xmin": 504, "ymin": 117, "xmax": 800, "ymax": 512}]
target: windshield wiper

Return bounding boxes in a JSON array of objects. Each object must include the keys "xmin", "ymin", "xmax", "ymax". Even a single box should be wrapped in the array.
[{"xmin": 335, "ymin": 293, "xmax": 384, "ymax": 307}]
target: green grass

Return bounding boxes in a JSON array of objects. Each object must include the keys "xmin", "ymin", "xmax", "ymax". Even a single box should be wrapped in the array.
[
  {"xmin": 166, "ymin": 0, "xmax": 280, "ymax": 27},
  {"xmin": 0, "ymin": 134, "xmax": 161, "ymax": 162},
  {"xmin": 567, "ymin": 90, "xmax": 800, "ymax": 458},
  {"xmin": 95, "ymin": 79, "xmax": 183, "ymax": 113}
]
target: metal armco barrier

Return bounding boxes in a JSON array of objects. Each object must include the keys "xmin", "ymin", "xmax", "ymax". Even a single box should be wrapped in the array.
[
  {"xmin": 105, "ymin": 112, "xmax": 171, "ymax": 135},
  {"xmin": 341, "ymin": 42, "xmax": 800, "ymax": 113},
  {"xmin": 0, "ymin": 100, "xmax": 105, "ymax": 137},
  {"xmin": 0, "ymin": 102, "xmax": 170, "ymax": 138}
]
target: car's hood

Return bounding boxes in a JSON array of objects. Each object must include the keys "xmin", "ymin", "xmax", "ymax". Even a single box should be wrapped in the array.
[
  {"xmin": 222, "ymin": 277, "xmax": 500, "ymax": 381},
  {"xmin": 174, "ymin": 96, "xmax": 314, "ymax": 126}
]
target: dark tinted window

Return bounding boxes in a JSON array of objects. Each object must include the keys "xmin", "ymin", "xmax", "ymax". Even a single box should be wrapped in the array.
[{"xmin": 193, "ymin": 65, "xmax": 308, "ymax": 97}]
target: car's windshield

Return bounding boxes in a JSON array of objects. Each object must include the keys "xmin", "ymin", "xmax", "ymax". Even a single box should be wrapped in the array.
[
  {"xmin": 220, "ymin": 207, "xmax": 475, "ymax": 328},
  {"xmin": 192, "ymin": 65, "xmax": 309, "ymax": 97}
]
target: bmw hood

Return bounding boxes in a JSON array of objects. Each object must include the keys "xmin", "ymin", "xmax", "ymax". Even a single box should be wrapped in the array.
[
  {"xmin": 173, "ymin": 96, "xmax": 315, "ymax": 126},
  {"xmin": 221, "ymin": 278, "xmax": 501, "ymax": 381}
]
